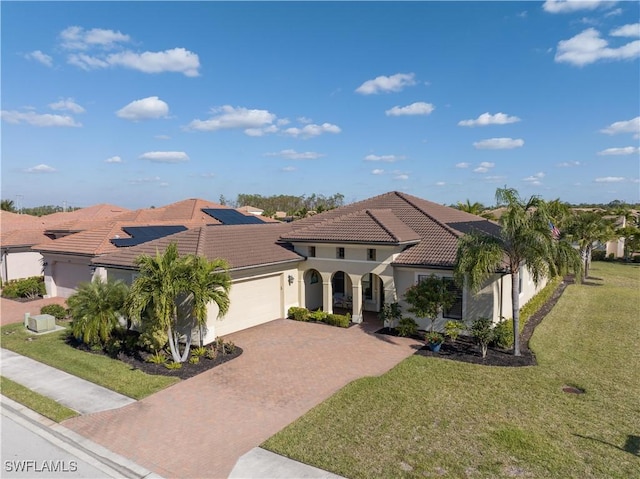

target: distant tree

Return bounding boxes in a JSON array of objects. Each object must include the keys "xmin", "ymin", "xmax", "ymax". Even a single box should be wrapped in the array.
[
  {"xmin": 455, "ymin": 187, "xmax": 582, "ymax": 356},
  {"xmin": 1, "ymin": 199, "xmax": 16, "ymax": 212},
  {"xmin": 566, "ymin": 211, "xmax": 616, "ymax": 279},
  {"xmin": 456, "ymin": 199, "xmax": 485, "ymax": 216}
]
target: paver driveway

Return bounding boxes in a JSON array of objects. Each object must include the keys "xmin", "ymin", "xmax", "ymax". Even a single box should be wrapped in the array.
[{"xmin": 63, "ymin": 319, "xmax": 422, "ymax": 478}]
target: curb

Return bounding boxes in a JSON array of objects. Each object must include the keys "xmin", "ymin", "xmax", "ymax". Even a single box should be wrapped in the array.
[{"xmin": 1, "ymin": 396, "xmax": 162, "ymax": 479}]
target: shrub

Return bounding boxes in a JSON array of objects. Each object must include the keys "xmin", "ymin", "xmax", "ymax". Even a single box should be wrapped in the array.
[
  {"xmin": 632, "ymin": 255, "xmax": 640, "ymax": 263},
  {"xmin": 520, "ymin": 276, "xmax": 562, "ymax": 325},
  {"xmin": 224, "ymin": 340, "xmax": 237, "ymax": 354},
  {"xmin": 1, "ymin": 276, "xmax": 46, "ymax": 299},
  {"xmin": 378, "ymin": 302, "xmax": 402, "ymax": 328},
  {"xmin": 165, "ymin": 361, "xmax": 182, "ymax": 370},
  {"xmin": 189, "ymin": 356, "xmax": 200, "ymax": 365},
  {"xmin": 105, "ymin": 338, "xmax": 123, "ymax": 358},
  {"xmin": 492, "ymin": 319, "xmax": 513, "ymax": 349},
  {"xmin": 205, "ymin": 347, "xmax": 218, "ymax": 360},
  {"xmin": 397, "ymin": 317, "xmax": 418, "ymax": 337},
  {"xmin": 324, "ymin": 313, "xmax": 350, "ymax": 328},
  {"xmin": 137, "ymin": 323, "xmax": 168, "ymax": 353},
  {"xmin": 309, "ymin": 310, "xmax": 328, "ymax": 322},
  {"xmin": 288, "ymin": 306, "xmax": 310, "ymax": 321},
  {"xmin": 424, "ymin": 331, "xmax": 444, "ymax": 345},
  {"xmin": 191, "ymin": 346, "xmax": 207, "ymax": 358},
  {"xmin": 470, "ymin": 317, "xmax": 494, "ymax": 358},
  {"xmin": 146, "ymin": 351, "xmax": 167, "ymax": 364},
  {"xmin": 607, "ymin": 253, "xmax": 615, "ymax": 261},
  {"xmin": 591, "ymin": 250, "xmax": 606, "ymax": 261},
  {"xmin": 40, "ymin": 304, "xmax": 68, "ymax": 320},
  {"xmin": 444, "ymin": 320, "xmax": 464, "ymax": 342}
]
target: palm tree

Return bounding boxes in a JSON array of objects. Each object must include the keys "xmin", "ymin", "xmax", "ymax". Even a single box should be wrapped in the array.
[
  {"xmin": 456, "ymin": 199, "xmax": 485, "ymax": 216},
  {"xmin": 1, "ymin": 199, "xmax": 17, "ymax": 212},
  {"xmin": 67, "ymin": 278, "xmax": 129, "ymax": 346},
  {"xmin": 127, "ymin": 243, "xmax": 231, "ymax": 362},
  {"xmin": 455, "ymin": 187, "xmax": 581, "ymax": 356},
  {"xmin": 182, "ymin": 254, "xmax": 231, "ymax": 347},
  {"xmin": 566, "ymin": 211, "xmax": 616, "ymax": 279}
]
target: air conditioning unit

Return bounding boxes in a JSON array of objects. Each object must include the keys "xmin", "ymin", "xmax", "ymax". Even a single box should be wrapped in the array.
[{"xmin": 27, "ymin": 314, "xmax": 56, "ymax": 333}]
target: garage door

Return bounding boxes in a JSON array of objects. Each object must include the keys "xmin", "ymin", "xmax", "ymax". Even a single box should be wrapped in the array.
[
  {"xmin": 54, "ymin": 261, "xmax": 92, "ymax": 298},
  {"xmin": 216, "ymin": 274, "xmax": 283, "ymax": 337}
]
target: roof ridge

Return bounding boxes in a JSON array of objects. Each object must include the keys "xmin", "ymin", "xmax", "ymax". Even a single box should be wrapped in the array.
[
  {"xmin": 396, "ymin": 192, "xmax": 461, "ymax": 239},
  {"xmin": 365, "ymin": 209, "xmax": 398, "ymax": 242},
  {"xmin": 194, "ymin": 226, "xmax": 205, "ymax": 256}
]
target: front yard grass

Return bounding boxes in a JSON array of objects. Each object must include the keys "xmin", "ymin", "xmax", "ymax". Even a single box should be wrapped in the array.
[
  {"xmin": 263, "ymin": 262, "xmax": 640, "ymax": 478},
  {"xmin": 0, "ymin": 324, "xmax": 179, "ymax": 399},
  {"xmin": 1, "ymin": 376, "xmax": 78, "ymax": 422}
]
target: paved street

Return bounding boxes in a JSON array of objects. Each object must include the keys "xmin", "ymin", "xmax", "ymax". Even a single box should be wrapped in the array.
[{"xmin": 63, "ymin": 319, "xmax": 422, "ymax": 478}]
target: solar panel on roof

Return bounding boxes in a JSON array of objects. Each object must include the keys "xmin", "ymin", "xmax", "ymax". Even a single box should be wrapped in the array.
[
  {"xmin": 202, "ymin": 208, "xmax": 266, "ymax": 225},
  {"xmin": 110, "ymin": 225, "xmax": 187, "ymax": 247}
]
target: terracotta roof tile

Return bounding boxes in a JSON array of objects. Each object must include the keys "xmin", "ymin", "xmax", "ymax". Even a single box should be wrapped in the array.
[{"xmin": 94, "ymin": 223, "xmax": 301, "ymax": 271}]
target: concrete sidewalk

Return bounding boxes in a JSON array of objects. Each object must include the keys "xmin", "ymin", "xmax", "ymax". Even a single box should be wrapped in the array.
[
  {"xmin": 229, "ymin": 448, "xmax": 345, "ymax": 478},
  {"xmin": 1, "ymin": 349, "xmax": 136, "ymax": 414}
]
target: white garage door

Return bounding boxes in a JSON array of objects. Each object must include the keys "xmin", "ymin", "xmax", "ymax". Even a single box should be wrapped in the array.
[
  {"xmin": 216, "ymin": 274, "xmax": 283, "ymax": 337},
  {"xmin": 55, "ymin": 261, "xmax": 92, "ymax": 298}
]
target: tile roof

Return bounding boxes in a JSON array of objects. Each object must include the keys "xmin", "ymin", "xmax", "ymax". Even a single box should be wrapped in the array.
[
  {"xmin": 94, "ymin": 223, "xmax": 301, "ymax": 271},
  {"xmin": 281, "ymin": 209, "xmax": 421, "ymax": 244},
  {"xmin": 285, "ymin": 191, "xmax": 500, "ymax": 267}
]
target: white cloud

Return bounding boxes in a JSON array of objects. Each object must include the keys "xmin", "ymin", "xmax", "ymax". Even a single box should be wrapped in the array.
[
  {"xmin": 187, "ymin": 105, "xmax": 277, "ymax": 135},
  {"xmin": 556, "ymin": 160, "xmax": 581, "ymax": 167},
  {"xmin": 283, "ymin": 123, "xmax": 341, "ymax": 139},
  {"xmin": 543, "ymin": 1, "xmax": 616, "ymax": 14},
  {"xmin": 297, "ymin": 116, "xmax": 313, "ymax": 124},
  {"xmin": 455, "ymin": 162, "xmax": 470, "ymax": 169},
  {"xmin": 598, "ymin": 146, "xmax": 640, "ymax": 155},
  {"xmin": 25, "ymin": 50, "xmax": 53, "ymax": 67},
  {"xmin": 105, "ymin": 156, "xmax": 122, "ymax": 163},
  {"xmin": 266, "ymin": 149, "xmax": 324, "ymax": 160},
  {"xmin": 436, "ymin": 181, "xmax": 446, "ymax": 186},
  {"xmin": 458, "ymin": 112, "xmax": 521, "ymax": 127},
  {"xmin": 49, "ymin": 98, "xmax": 85, "ymax": 114},
  {"xmin": 129, "ymin": 176, "xmax": 162, "ymax": 184},
  {"xmin": 555, "ymin": 28, "xmax": 640, "ymax": 66},
  {"xmin": 605, "ymin": 8, "xmax": 622, "ymax": 17},
  {"xmin": 25, "ymin": 164, "xmax": 56, "ymax": 173},
  {"xmin": 117, "ymin": 96, "xmax": 169, "ymax": 121},
  {"xmin": 282, "ymin": 166, "xmax": 297, "ymax": 172},
  {"xmin": 355, "ymin": 73, "xmax": 416, "ymax": 95},
  {"xmin": 138, "ymin": 151, "xmax": 189, "ymax": 163},
  {"xmin": 474, "ymin": 167, "xmax": 489, "ymax": 173},
  {"xmin": 1, "ymin": 110, "xmax": 81, "ymax": 127},
  {"xmin": 600, "ymin": 116, "xmax": 640, "ymax": 138},
  {"xmin": 364, "ymin": 154, "xmax": 404, "ymax": 163},
  {"xmin": 485, "ymin": 175, "xmax": 507, "ymax": 182},
  {"xmin": 60, "ymin": 26, "xmax": 130, "ymax": 50},
  {"xmin": 68, "ymin": 48, "xmax": 201, "ymax": 77},
  {"xmin": 371, "ymin": 169, "xmax": 385, "ymax": 175},
  {"xmin": 155, "ymin": 135, "xmax": 171, "ymax": 140},
  {"xmin": 473, "ymin": 138, "xmax": 524, "ymax": 149},
  {"xmin": 523, "ymin": 172, "xmax": 545, "ymax": 185},
  {"xmin": 394, "ymin": 174, "xmax": 409, "ymax": 180},
  {"xmin": 610, "ymin": 23, "xmax": 640, "ymax": 38},
  {"xmin": 385, "ymin": 102, "xmax": 435, "ymax": 117},
  {"xmin": 479, "ymin": 162, "xmax": 495, "ymax": 168},
  {"xmin": 595, "ymin": 176, "xmax": 625, "ymax": 182},
  {"xmin": 245, "ymin": 125, "xmax": 278, "ymax": 137}
]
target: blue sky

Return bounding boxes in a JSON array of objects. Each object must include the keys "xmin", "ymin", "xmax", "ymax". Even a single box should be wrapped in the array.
[{"xmin": 2, "ymin": 1, "xmax": 639, "ymax": 210}]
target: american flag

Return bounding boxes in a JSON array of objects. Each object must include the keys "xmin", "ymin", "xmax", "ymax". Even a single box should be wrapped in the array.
[{"xmin": 549, "ymin": 222, "xmax": 561, "ymax": 240}]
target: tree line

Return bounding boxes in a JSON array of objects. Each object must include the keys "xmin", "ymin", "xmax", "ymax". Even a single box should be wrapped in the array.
[{"xmin": 219, "ymin": 193, "xmax": 345, "ymax": 217}]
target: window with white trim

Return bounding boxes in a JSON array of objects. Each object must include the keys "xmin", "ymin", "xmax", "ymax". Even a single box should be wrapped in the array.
[{"xmin": 336, "ymin": 247, "xmax": 345, "ymax": 259}]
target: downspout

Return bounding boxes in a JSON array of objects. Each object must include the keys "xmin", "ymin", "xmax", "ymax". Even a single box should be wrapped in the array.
[{"xmin": 1, "ymin": 249, "xmax": 8, "ymax": 284}]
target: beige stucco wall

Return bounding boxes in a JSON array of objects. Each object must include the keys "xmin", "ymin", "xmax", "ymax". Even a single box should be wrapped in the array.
[
  {"xmin": 42, "ymin": 253, "xmax": 98, "ymax": 298},
  {"xmin": 1, "ymin": 250, "xmax": 43, "ymax": 282}
]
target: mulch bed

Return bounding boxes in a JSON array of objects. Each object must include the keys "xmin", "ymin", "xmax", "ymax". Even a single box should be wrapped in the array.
[
  {"xmin": 377, "ymin": 278, "xmax": 569, "ymax": 367},
  {"xmin": 116, "ymin": 348, "xmax": 243, "ymax": 380}
]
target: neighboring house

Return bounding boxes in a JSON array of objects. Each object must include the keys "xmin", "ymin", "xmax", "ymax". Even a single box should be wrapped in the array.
[
  {"xmin": 32, "ymin": 199, "xmax": 272, "ymax": 298},
  {"xmin": 237, "ymin": 205, "xmax": 264, "ymax": 216},
  {"xmin": 0, "ymin": 205, "xmax": 129, "ymax": 284},
  {"xmin": 93, "ymin": 191, "xmax": 547, "ymax": 345}
]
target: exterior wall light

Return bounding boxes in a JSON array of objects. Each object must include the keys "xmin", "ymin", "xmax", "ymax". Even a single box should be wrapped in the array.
[{"xmin": 288, "ymin": 274, "xmax": 295, "ymax": 285}]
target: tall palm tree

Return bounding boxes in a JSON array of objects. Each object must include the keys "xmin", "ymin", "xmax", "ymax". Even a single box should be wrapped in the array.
[
  {"xmin": 67, "ymin": 278, "xmax": 129, "ymax": 346},
  {"xmin": 456, "ymin": 199, "xmax": 485, "ymax": 216},
  {"xmin": 566, "ymin": 211, "xmax": 616, "ymax": 279},
  {"xmin": 127, "ymin": 243, "xmax": 232, "ymax": 362},
  {"xmin": 455, "ymin": 187, "xmax": 582, "ymax": 356},
  {"xmin": 1, "ymin": 199, "xmax": 17, "ymax": 212},
  {"xmin": 182, "ymin": 254, "xmax": 231, "ymax": 347}
]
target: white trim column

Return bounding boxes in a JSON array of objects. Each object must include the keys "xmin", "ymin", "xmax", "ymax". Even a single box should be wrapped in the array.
[
  {"xmin": 351, "ymin": 278, "xmax": 363, "ymax": 323},
  {"xmin": 322, "ymin": 279, "xmax": 333, "ymax": 314}
]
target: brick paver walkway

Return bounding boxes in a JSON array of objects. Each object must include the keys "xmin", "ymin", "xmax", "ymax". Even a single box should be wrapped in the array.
[
  {"xmin": 1, "ymin": 297, "xmax": 68, "ymax": 326},
  {"xmin": 63, "ymin": 319, "xmax": 421, "ymax": 478}
]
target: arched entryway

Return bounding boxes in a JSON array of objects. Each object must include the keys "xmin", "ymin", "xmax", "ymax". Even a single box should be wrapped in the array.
[
  {"xmin": 331, "ymin": 270, "xmax": 353, "ymax": 314},
  {"xmin": 303, "ymin": 269, "xmax": 323, "ymax": 310},
  {"xmin": 361, "ymin": 272, "xmax": 383, "ymax": 323}
]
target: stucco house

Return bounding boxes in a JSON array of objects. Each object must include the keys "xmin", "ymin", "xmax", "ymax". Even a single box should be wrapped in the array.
[{"xmin": 92, "ymin": 191, "xmax": 546, "ymax": 345}]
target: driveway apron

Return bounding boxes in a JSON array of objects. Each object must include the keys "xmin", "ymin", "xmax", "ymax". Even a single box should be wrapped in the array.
[{"xmin": 63, "ymin": 319, "xmax": 421, "ymax": 478}]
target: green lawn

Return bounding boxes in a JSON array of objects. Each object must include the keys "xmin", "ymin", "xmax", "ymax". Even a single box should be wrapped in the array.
[
  {"xmin": 0, "ymin": 324, "xmax": 179, "ymax": 399},
  {"xmin": 1, "ymin": 376, "xmax": 78, "ymax": 422},
  {"xmin": 263, "ymin": 262, "xmax": 640, "ymax": 478}
]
